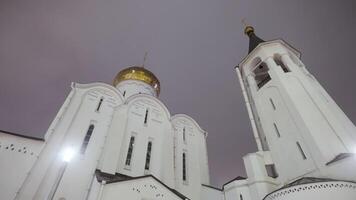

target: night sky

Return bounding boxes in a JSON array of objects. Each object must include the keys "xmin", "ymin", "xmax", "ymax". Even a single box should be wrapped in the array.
[{"xmin": 0, "ymin": 0, "xmax": 356, "ymax": 187}]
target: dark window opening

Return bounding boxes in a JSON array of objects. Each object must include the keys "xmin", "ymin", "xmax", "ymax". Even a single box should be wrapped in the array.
[
  {"xmin": 253, "ymin": 62, "xmax": 271, "ymax": 89},
  {"xmin": 144, "ymin": 109, "xmax": 149, "ymax": 124},
  {"xmin": 296, "ymin": 142, "xmax": 307, "ymax": 160},
  {"xmin": 123, "ymin": 91, "xmax": 126, "ymax": 97},
  {"xmin": 183, "ymin": 152, "xmax": 187, "ymax": 181},
  {"xmin": 274, "ymin": 56, "xmax": 290, "ymax": 73},
  {"xmin": 96, "ymin": 97, "xmax": 104, "ymax": 112},
  {"xmin": 265, "ymin": 164, "xmax": 278, "ymax": 178},
  {"xmin": 183, "ymin": 127, "xmax": 186, "ymax": 143},
  {"xmin": 145, "ymin": 141, "xmax": 152, "ymax": 170},
  {"xmin": 273, "ymin": 123, "xmax": 281, "ymax": 138},
  {"xmin": 80, "ymin": 124, "xmax": 95, "ymax": 154},
  {"xmin": 125, "ymin": 136, "xmax": 135, "ymax": 166},
  {"xmin": 240, "ymin": 194, "xmax": 243, "ymax": 200},
  {"xmin": 269, "ymin": 98, "xmax": 276, "ymax": 110}
]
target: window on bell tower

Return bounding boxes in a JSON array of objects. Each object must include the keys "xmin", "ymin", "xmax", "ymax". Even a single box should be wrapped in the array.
[
  {"xmin": 274, "ymin": 55, "xmax": 290, "ymax": 73},
  {"xmin": 253, "ymin": 62, "xmax": 271, "ymax": 89}
]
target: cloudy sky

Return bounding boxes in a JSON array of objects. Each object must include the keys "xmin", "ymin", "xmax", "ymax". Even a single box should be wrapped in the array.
[{"xmin": 0, "ymin": 0, "xmax": 355, "ymax": 187}]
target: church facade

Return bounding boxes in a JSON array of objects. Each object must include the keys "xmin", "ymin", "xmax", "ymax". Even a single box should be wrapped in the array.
[{"xmin": 0, "ymin": 27, "xmax": 355, "ymax": 200}]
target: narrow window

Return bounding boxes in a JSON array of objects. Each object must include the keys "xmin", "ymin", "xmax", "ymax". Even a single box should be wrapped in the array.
[
  {"xmin": 144, "ymin": 141, "xmax": 152, "ymax": 170},
  {"xmin": 274, "ymin": 56, "xmax": 290, "ymax": 73},
  {"xmin": 296, "ymin": 142, "xmax": 307, "ymax": 160},
  {"xmin": 96, "ymin": 97, "xmax": 104, "ymax": 112},
  {"xmin": 182, "ymin": 152, "xmax": 187, "ymax": 182},
  {"xmin": 125, "ymin": 136, "xmax": 135, "ymax": 166},
  {"xmin": 240, "ymin": 194, "xmax": 243, "ymax": 200},
  {"xmin": 123, "ymin": 91, "xmax": 126, "ymax": 97},
  {"xmin": 269, "ymin": 98, "xmax": 276, "ymax": 110},
  {"xmin": 253, "ymin": 62, "xmax": 271, "ymax": 89},
  {"xmin": 144, "ymin": 109, "xmax": 149, "ymax": 124},
  {"xmin": 183, "ymin": 127, "xmax": 186, "ymax": 143},
  {"xmin": 273, "ymin": 123, "xmax": 281, "ymax": 138},
  {"xmin": 265, "ymin": 164, "xmax": 278, "ymax": 178},
  {"xmin": 80, "ymin": 124, "xmax": 95, "ymax": 154}
]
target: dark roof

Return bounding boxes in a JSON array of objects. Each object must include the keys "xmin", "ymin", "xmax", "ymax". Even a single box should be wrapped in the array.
[
  {"xmin": 95, "ymin": 170, "xmax": 189, "ymax": 200},
  {"xmin": 326, "ymin": 153, "xmax": 355, "ymax": 165},
  {"xmin": 0, "ymin": 129, "xmax": 44, "ymax": 141},
  {"xmin": 201, "ymin": 184, "xmax": 223, "ymax": 191},
  {"xmin": 223, "ymin": 176, "xmax": 247, "ymax": 187},
  {"xmin": 244, "ymin": 26, "xmax": 265, "ymax": 53}
]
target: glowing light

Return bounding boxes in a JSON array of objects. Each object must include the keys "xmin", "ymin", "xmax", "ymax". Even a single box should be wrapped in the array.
[{"xmin": 61, "ymin": 147, "xmax": 76, "ymax": 162}]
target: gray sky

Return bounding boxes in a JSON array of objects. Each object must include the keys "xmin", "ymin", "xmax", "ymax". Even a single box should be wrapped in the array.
[{"xmin": 0, "ymin": 0, "xmax": 355, "ymax": 187}]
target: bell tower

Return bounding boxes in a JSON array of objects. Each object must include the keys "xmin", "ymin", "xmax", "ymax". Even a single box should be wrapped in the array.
[{"xmin": 236, "ymin": 26, "xmax": 356, "ymax": 184}]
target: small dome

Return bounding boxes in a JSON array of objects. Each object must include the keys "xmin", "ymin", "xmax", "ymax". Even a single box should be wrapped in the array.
[{"xmin": 113, "ymin": 66, "xmax": 160, "ymax": 95}]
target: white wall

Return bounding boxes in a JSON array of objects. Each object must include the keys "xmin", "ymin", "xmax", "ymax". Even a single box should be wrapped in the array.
[
  {"xmin": 116, "ymin": 80, "xmax": 157, "ymax": 98},
  {"xmin": 14, "ymin": 83, "xmax": 123, "ymax": 200},
  {"xmin": 224, "ymin": 180, "xmax": 252, "ymax": 200},
  {"xmin": 0, "ymin": 132, "xmax": 43, "ymax": 200},
  {"xmin": 200, "ymin": 185, "xmax": 224, "ymax": 200},
  {"xmin": 115, "ymin": 95, "xmax": 175, "ymax": 188},
  {"xmin": 100, "ymin": 177, "xmax": 186, "ymax": 200},
  {"xmin": 172, "ymin": 114, "xmax": 209, "ymax": 200}
]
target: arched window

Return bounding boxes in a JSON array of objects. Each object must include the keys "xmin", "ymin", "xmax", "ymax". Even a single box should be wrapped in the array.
[
  {"xmin": 96, "ymin": 97, "xmax": 104, "ymax": 112},
  {"xmin": 80, "ymin": 124, "xmax": 94, "ymax": 154},
  {"xmin": 240, "ymin": 194, "xmax": 243, "ymax": 200},
  {"xmin": 125, "ymin": 136, "xmax": 135, "ymax": 166},
  {"xmin": 183, "ymin": 127, "xmax": 186, "ymax": 143},
  {"xmin": 182, "ymin": 152, "xmax": 187, "ymax": 182},
  {"xmin": 144, "ymin": 141, "xmax": 152, "ymax": 170},
  {"xmin": 144, "ymin": 109, "xmax": 149, "ymax": 125},
  {"xmin": 253, "ymin": 62, "xmax": 271, "ymax": 89},
  {"xmin": 274, "ymin": 55, "xmax": 290, "ymax": 73}
]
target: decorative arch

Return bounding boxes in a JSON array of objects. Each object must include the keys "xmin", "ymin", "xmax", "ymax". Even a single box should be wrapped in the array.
[
  {"xmin": 73, "ymin": 82, "xmax": 125, "ymax": 104},
  {"xmin": 125, "ymin": 94, "xmax": 171, "ymax": 120},
  {"xmin": 171, "ymin": 114, "xmax": 207, "ymax": 136}
]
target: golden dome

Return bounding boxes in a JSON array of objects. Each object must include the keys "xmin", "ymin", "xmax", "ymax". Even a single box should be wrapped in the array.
[{"xmin": 113, "ymin": 66, "xmax": 160, "ymax": 95}]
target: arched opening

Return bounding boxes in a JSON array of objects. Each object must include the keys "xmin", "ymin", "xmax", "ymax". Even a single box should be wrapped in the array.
[
  {"xmin": 274, "ymin": 54, "xmax": 290, "ymax": 73},
  {"xmin": 253, "ymin": 62, "xmax": 271, "ymax": 89}
]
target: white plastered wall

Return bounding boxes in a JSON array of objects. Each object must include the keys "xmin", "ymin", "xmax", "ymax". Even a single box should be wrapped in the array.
[
  {"xmin": 99, "ymin": 177, "xmax": 186, "ymax": 200},
  {"xmin": 0, "ymin": 132, "xmax": 44, "ymax": 200},
  {"xmin": 171, "ymin": 114, "xmax": 209, "ymax": 200},
  {"xmin": 14, "ymin": 83, "xmax": 123, "ymax": 200}
]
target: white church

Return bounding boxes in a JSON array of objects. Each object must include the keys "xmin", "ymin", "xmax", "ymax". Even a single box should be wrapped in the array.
[{"xmin": 0, "ymin": 26, "xmax": 356, "ymax": 200}]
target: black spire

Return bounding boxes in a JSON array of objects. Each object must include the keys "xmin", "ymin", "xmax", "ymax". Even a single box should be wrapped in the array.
[{"xmin": 244, "ymin": 26, "xmax": 265, "ymax": 53}]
